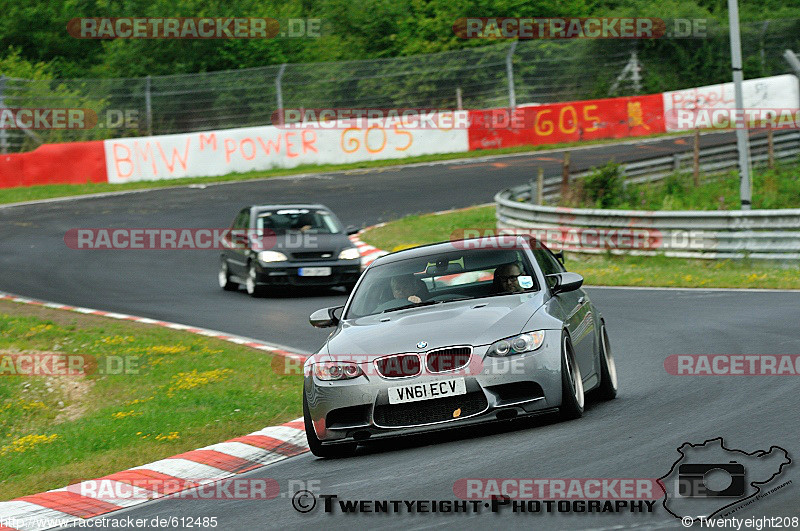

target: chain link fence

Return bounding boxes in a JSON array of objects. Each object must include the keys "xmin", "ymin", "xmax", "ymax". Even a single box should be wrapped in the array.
[{"xmin": 1, "ymin": 19, "xmax": 799, "ymax": 153}]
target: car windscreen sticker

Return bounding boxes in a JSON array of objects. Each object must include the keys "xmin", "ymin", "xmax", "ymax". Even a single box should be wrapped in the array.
[{"xmin": 518, "ymin": 275, "xmax": 533, "ymax": 289}]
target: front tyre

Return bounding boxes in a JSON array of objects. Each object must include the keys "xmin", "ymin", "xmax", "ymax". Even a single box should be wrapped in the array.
[
  {"xmin": 245, "ymin": 262, "xmax": 266, "ymax": 297},
  {"xmin": 558, "ymin": 333, "xmax": 584, "ymax": 420},
  {"xmin": 592, "ymin": 322, "xmax": 618, "ymax": 401},
  {"xmin": 303, "ymin": 390, "xmax": 356, "ymax": 458},
  {"xmin": 218, "ymin": 259, "xmax": 238, "ymax": 291}
]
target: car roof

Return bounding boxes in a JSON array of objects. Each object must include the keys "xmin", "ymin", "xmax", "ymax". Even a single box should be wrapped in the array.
[
  {"xmin": 250, "ymin": 204, "xmax": 330, "ymax": 212},
  {"xmin": 369, "ymin": 236, "xmax": 531, "ymax": 266}
]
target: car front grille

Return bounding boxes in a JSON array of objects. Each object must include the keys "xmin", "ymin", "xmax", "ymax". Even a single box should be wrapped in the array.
[
  {"xmin": 291, "ymin": 251, "xmax": 336, "ymax": 261},
  {"xmin": 374, "ymin": 354, "xmax": 421, "ymax": 378},
  {"xmin": 373, "ymin": 391, "xmax": 488, "ymax": 427},
  {"xmin": 426, "ymin": 347, "xmax": 472, "ymax": 373}
]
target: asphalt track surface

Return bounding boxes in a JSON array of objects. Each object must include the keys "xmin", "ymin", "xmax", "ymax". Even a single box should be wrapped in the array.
[{"xmin": 1, "ymin": 130, "xmax": 798, "ymax": 529}]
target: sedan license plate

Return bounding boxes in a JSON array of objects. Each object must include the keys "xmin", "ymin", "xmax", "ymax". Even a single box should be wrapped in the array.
[
  {"xmin": 298, "ymin": 267, "xmax": 331, "ymax": 277},
  {"xmin": 388, "ymin": 378, "xmax": 466, "ymax": 405}
]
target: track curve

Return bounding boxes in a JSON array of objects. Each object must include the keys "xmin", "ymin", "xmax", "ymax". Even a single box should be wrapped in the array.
[{"xmin": 1, "ymin": 131, "xmax": 798, "ymax": 529}]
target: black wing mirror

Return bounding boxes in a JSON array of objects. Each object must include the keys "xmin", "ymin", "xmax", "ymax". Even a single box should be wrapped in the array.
[
  {"xmin": 547, "ymin": 272, "xmax": 583, "ymax": 295},
  {"xmin": 309, "ymin": 305, "xmax": 344, "ymax": 328}
]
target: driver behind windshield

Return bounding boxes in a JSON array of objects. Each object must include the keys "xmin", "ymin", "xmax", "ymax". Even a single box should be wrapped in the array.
[{"xmin": 493, "ymin": 262, "xmax": 524, "ymax": 294}]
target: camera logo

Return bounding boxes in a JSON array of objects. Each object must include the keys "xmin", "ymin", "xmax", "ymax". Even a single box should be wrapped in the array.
[
  {"xmin": 659, "ymin": 438, "xmax": 791, "ymax": 522},
  {"xmin": 677, "ymin": 462, "xmax": 745, "ymax": 498}
]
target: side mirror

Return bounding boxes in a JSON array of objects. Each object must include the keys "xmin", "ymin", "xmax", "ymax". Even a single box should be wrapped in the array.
[
  {"xmin": 309, "ymin": 305, "xmax": 344, "ymax": 328},
  {"xmin": 345, "ymin": 225, "xmax": 360, "ymax": 236},
  {"xmin": 547, "ymin": 272, "xmax": 583, "ymax": 295}
]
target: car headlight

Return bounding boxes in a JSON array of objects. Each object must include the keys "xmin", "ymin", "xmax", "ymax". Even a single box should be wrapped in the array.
[
  {"xmin": 257, "ymin": 251, "xmax": 287, "ymax": 262},
  {"xmin": 314, "ymin": 362, "xmax": 363, "ymax": 381},
  {"xmin": 338, "ymin": 247, "xmax": 361, "ymax": 260},
  {"xmin": 486, "ymin": 331, "xmax": 545, "ymax": 357}
]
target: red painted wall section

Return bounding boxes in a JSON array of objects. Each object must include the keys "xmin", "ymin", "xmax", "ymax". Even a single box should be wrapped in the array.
[
  {"xmin": 0, "ymin": 140, "xmax": 107, "ymax": 189},
  {"xmin": 467, "ymin": 94, "xmax": 665, "ymax": 151}
]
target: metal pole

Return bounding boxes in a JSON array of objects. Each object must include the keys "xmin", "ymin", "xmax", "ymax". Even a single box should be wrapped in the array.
[
  {"xmin": 0, "ymin": 76, "xmax": 7, "ymax": 154},
  {"xmin": 728, "ymin": 0, "xmax": 752, "ymax": 210},
  {"xmin": 145, "ymin": 75, "xmax": 153, "ymax": 136},
  {"xmin": 456, "ymin": 87, "xmax": 463, "ymax": 111},
  {"xmin": 275, "ymin": 63, "xmax": 287, "ymax": 125},
  {"xmin": 630, "ymin": 50, "xmax": 642, "ymax": 94},
  {"xmin": 506, "ymin": 41, "xmax": 517, "ymax": 109},
  {"xmin": 784, "ymin": 50, "xmax": 800, "ymax": 81}
]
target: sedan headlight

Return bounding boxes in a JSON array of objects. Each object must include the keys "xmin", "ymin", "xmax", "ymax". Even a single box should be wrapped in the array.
[
  {"xmin": 314, "ymin": 362, "xmax": 364, "ymax": 381},
  {"xmin": 258, "ymin": 250, "xmax": 288, "ymax": 262},
  {"xmin": 338, "ymin": 247, "xmax": 361, "ymax": 260},
  {"xmin": 486, "ymin": 331, "xmax": 545, "ymax": 357}
]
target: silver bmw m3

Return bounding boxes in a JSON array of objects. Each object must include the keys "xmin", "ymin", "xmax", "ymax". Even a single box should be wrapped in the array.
[{"xmin": 303, "ymin": 235, "xmax": 618, "ymax": 457}]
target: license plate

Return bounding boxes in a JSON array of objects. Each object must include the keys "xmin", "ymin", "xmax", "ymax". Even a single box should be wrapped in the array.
[
  {"xmin": 388, "ymin": 378, "xmax": 466, "ymax": 405},
  {"xmin": 298, "ymin": 267, "xmax": 331, "ymax": 277}
]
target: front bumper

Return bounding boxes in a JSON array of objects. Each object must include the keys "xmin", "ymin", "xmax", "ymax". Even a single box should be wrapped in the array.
[
  {"xmin": 304, "ymin": 331, "xmax": 564, "ymax": 444},
  {"xmin": 254, "ymin": 259, "xmax": 361, "ymax": 287}
]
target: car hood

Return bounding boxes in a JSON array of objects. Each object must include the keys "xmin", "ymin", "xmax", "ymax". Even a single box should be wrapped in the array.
[
  {"xmin": 323, "ymin": 293, "xmax": 546, "ymax": 358},
  {"xmin": 270, "ymin": 232, "xmax": 353, "ymax": 255}
]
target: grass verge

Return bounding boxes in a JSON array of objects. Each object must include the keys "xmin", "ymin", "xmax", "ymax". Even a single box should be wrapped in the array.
[
  {"xmin": 0, "ymin": 131, "xmax": 690, "ymax": 206},
  {"xmin": 0, "ymin": 300, "xmax": 303, "ymax": 500},
  {"xmin": 360, "ymin": 205, "xmax": 800, "ymax": 289}
]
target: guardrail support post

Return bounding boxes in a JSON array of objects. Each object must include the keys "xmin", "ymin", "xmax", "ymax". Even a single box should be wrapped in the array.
[
  {"xmin": 673, "ymin": 153, "xmax": 680, "ymax": 172},
  {"xmin": 456, "ymin": 87, "xmax": 463, "ymax": 110},
  {"xmin": 537, "ymin": 167, "xmax": 544, "ymax": 205},
  {"xmin": 767, "ymin": 127, "xmax": 774, "ymax": 169},
  {"xmin": 561, "ymin": 152, "xmax": 570, "ymax": 198}
]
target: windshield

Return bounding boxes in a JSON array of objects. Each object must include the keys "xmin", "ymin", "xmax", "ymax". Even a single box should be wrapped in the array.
[
  {"xmin": 345, "ymin": 248, "xmax": 539, "ymax": 319},
  {"xmin": 255, "ymin": 209, "xmax": 341, "ymax": 234}
]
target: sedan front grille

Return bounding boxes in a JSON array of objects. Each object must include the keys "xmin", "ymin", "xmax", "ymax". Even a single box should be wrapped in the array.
[
  {"xmin": 374, "ymin": 354, "xmax": 421, "ymax": 378},
  {"xmin": 426, "ymin": 347, "xmax": 472, "ymax": 373},
  {"xmin": 373, "ymin": 391, "xmax": 488, "ymax": 427},
  {"xmin": 291, "ymin": 251, "xmax": 336, "ymax": 261}
]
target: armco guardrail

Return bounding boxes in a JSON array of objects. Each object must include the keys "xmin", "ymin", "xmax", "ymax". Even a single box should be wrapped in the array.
[
  {"xmin": 532, "ymin": 129, "xmax": 800, "ymax": 200},
  {"xmin": 495, "ymin": 186, "xmax": 800, "ymax": 260}
]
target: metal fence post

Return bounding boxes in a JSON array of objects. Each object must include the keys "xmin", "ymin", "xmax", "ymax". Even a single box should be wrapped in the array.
[
  {"xmin": 275, "ymin": 64, "xmax": 287, "ymax": 124},
  {"xmin": 145, "ymin": 75, "xmax": 153, "ymax": 136},
  {"xmin": 456, "ymin": 87, "xmax": 462, "ymax": 110},
  {"xmin": 0, "ymin": 76, "xmax": 7, "ymax": 154},
  {"xmin": 506, "ymin": 41, "xmax": 517, "ymax": 109}
]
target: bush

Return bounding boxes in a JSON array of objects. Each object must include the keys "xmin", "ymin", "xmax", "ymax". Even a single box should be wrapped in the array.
[{"xmin": 581, "ymin": 161, "xmax": 625, "ymax": 208}]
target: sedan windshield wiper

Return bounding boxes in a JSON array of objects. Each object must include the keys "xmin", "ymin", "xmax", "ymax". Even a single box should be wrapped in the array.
[{"xmin": 382, "ymin": 300, "xmax": 442, "ymax": 313}]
